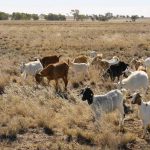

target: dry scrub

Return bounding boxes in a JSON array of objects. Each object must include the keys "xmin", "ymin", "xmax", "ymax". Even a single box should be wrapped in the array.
[{"xmin": 0, "ymin": 21, "xmax": 150, "ymax": 149}]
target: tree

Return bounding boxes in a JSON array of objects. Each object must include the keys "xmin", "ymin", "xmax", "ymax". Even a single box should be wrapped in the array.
[
  {"xmin": 71, "ymin": 9, "xmax": 80, "ymax": 21},
  {"xmin": 99, "ymin": 15, "xmax": 108, "ymax": 21},
  {"xmin": 45, "ymin": 13, "xmax": 66, "ymax": 21},
  {"xmin": 78, "ymin": 14, "xmax": 89, "ymax": 21},
  {"xmin": 131, "ymin": 15, "xmax": 139, "ymax": 22},
  {"xmin": 32, "ymin": 14, "xmax": 39, "ymax": 20},
  {"xmin": 11, "ymin": 12, "xmax": 31, "ymax": 20},
  {"xmin": 105, "ymin": 12, "xmax": 113, "ymax": 20},
  {"xmin": 0, "ymin": 12, "xmax": 9, "ymax": 20}
]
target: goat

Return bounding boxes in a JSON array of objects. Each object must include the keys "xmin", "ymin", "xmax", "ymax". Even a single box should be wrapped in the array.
[
  {"xmin": 80, "ymin": 87, "xmax": 126, "ymax": 126},
  {"xmin": 20, "ymin": 59, "xmax": 43, "ymax": 79},
  {"xmin": 90, "ymin": 54, "xmax": 103, "ymax": 69},
  {"xmin": 118, "ymin": 71, "xmax": 149, "ymax": 94},
  {"xmin": 131, "ymin": 92, "xmax": 150, "ymax": 138},
  {"xmin": 91, "ymin": 56, "xmax": 119, "ymax": 72},
  {"xmin": 69, "ymin": 61, "xmax": 90, "ymax": 78},
  {"xmin": 103, "ymin": 61, "xmax": 129, "ymax": 81},
  {"xmin": 40, "ymin": 55, "xmax": 62, "ymax": 68},
  {"xmin": 35, "ymin": 62, "xmax": 69, "ymax": 91}
]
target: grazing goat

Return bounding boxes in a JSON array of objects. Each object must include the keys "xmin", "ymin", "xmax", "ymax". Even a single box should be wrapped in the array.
[
  {"xmin": 91, "ymin": 54, "xmax": 103, "ymax": 69},
  {"xmin": 91, "ymin": 59, "xmax": 108, "ymax": 70},
  {"xmin": 123, "ymin": 66, "xmax": 147, "ymax": 78},
  {"xmin": 118, "ymin": 71, "xmax": 149, "ymax": 94},
  {"xmin": 91, "ymin": 56, "xmax": 119, "ymax": 71},
  {"xmin": 69, "ymin": 61, "xmax": 90, "ymax": 78},
  {"xmin": 131, "ymin": 93, "xmax": 150, "ymax": 138},
  {"xmin": 103, "ymin": 61, "xmax": 129, "ymax": 81},
  {"xmin": 73, "ymin": 56, "xmax": 88, "ymax": 63},
  {"xmin": 40, "ymin": 55, "xmax": 62, "ymax": 68},
  {"xmin": 20, "ymin": 59, "xmax": 43, "ymax": 79},
  {"xmin": 35, "ymin": 62, "xmax": 69, "ymax": 91},
  {"xmin": 80, "ymin": 87, "xmax": 126, "ymax": 126}
]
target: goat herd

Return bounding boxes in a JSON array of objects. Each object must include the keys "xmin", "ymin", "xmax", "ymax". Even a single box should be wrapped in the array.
[{"xmin": 20, "ymin": 51, "xmax": 150, "ymax": 138}]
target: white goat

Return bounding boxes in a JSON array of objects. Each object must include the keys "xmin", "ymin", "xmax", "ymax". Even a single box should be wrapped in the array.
[
  {"xmin": 131, "ymin": 92, "xmax": 150, "ymax": 138},
  {"xmin": 118, "ymin": 71, "xmax": 149, "ymax": 94},
  {"xmin": 20, "ymin": 59, "xmax": 43, "ymax": 79},
  {"xmin": 81, "ymin": 87, "xmax": 126, "ymax": 126},
  {"xmin": 69, "ymin": 62, "xmax": 90, "ymax": 78}
]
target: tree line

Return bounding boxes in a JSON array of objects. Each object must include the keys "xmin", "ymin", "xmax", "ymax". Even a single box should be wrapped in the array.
[
  {"xmin": 0, "ymin": 12, "xmax": 66, "ymax": 21},
  {"xmin": 0, "ymin": 10, "xmax": 144, "ymax": 21}
]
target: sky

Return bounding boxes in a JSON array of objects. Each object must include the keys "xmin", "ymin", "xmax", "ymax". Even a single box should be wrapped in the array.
[{"xmin": 0, "ymin": 0, "xmax": 150, "ymax": 17}]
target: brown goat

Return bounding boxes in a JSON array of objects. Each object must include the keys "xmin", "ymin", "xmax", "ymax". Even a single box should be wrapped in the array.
[
  {"xmin": 40, "ymin": 55, "xmax": 62, "ymax": 68},
  {"xmin": 91, "ymin": 57, "xmax": 109, "ymax": 71},
  {"xmin": 131, "ymin": 58, "xmax": 143, "ymax": 70},
  {"xmin": 73, "ymin": 56, "xmax": 88, "ymax": 63},
  {"xmin": 35, "ymin": 62, "xmax": 69, "ymax": 91},
  {"xmin": 91, "ymin": 54, "xmax": 103, "ymax": 67}
]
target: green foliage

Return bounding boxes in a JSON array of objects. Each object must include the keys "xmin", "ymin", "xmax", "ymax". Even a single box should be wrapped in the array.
[
  {"xmin": 105, "ymin": 12, "xmax": 113, "ymax": 20},
  {"xmin": 89, "ymin": 13, "xmax": 113, "ymax": 21},
  {"xmin": 78, "ymin": 15, "xmax": 89, "ymax": 21},
  {"xmin": 45, "ymin": 13, "xmax": 66, "ymax": 21},
  {"xmin": 32, "ymin": 14, "xmax": 39, "ymax": 20},
  {"xmin": 11, "ymin": 12, "xmax": 32, "ymax": 20},
  {"xmin": 131, "ymin": 15, "xmax": 139, "ymax": 22},
  {"xmin": 0, "ymin": 10, "xmax": 143, "ymax": 22},
  {"xmin": 0, "ymin": 12, "xmax": 9, "ymax": 20}
]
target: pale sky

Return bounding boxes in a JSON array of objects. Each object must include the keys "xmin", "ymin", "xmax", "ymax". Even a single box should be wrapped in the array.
[{"xmin": 0, "ymin": 0, "xmax": 150, "ymax": 17}]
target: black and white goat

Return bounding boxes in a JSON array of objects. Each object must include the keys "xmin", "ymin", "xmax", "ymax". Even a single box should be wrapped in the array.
[{"xmin": 80, "ymin": 87, "xmax": 127, "ymax": 126}]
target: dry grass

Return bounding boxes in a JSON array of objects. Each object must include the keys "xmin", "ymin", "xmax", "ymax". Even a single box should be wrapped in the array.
[
  {"xmin": 0, "ymin": 73, "xmax": 10, "ymax": 94},
  {"xmin": 0, "ymin": 21, "xmax": 150, "ymax": 149}
]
